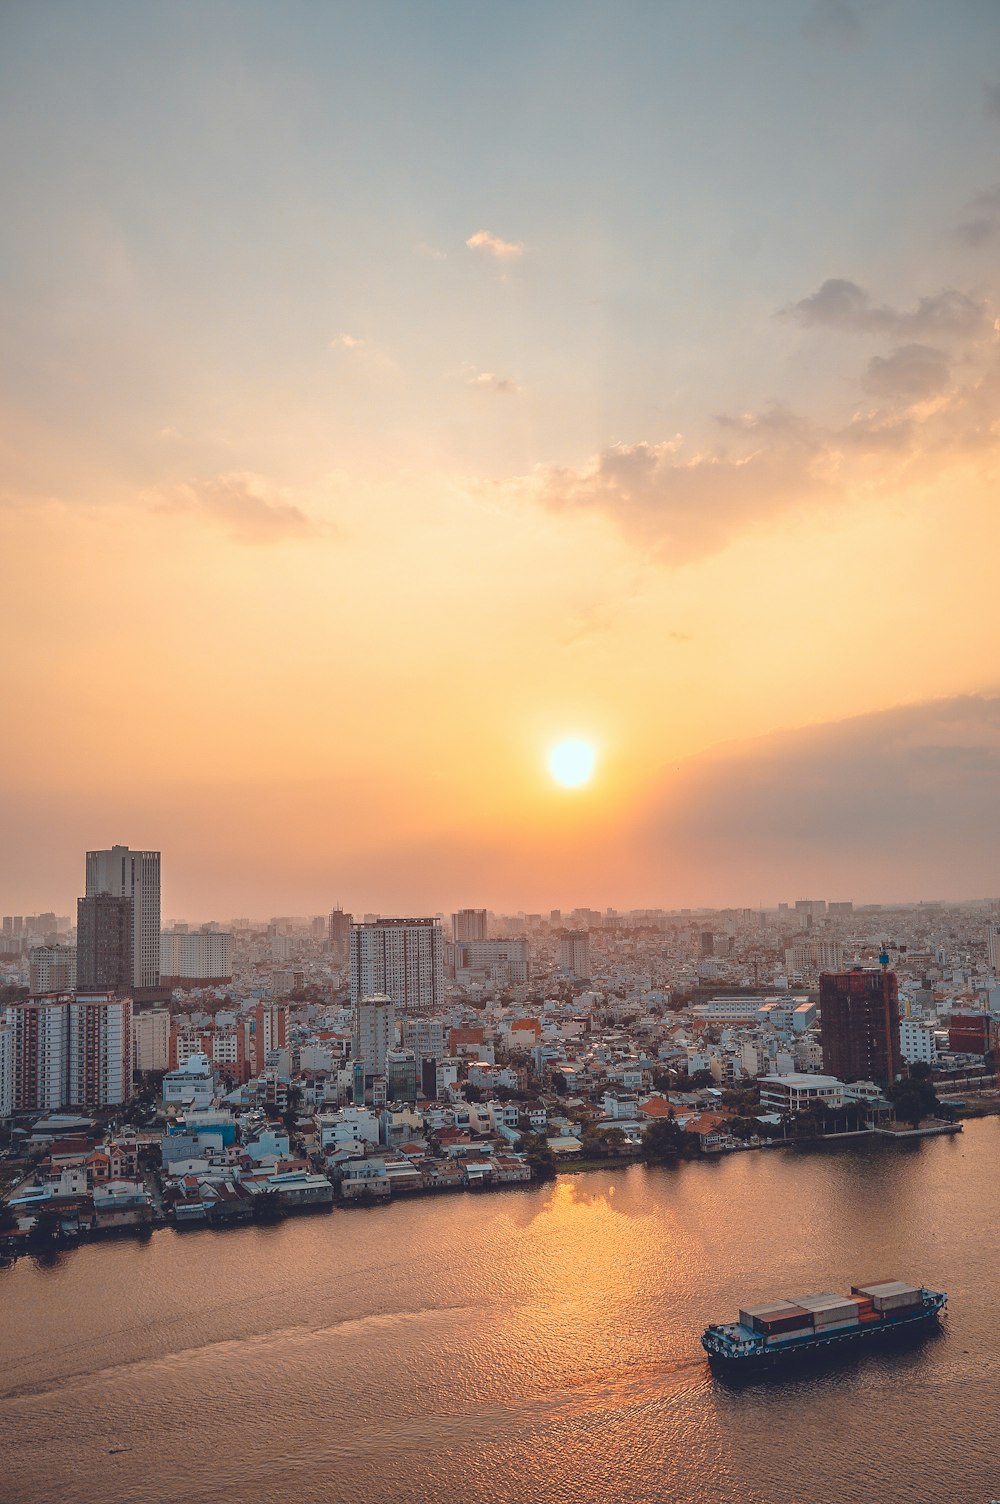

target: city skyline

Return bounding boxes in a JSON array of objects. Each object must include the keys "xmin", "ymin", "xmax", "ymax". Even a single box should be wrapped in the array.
[{"xmin": 2, "ymin": 3, "xmax": 999, "ymax": 913}]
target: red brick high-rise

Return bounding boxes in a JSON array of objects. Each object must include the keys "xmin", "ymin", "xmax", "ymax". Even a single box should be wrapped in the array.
[{"xmin": 819, "ymin": 968, "xmax": 900, "ymax": 1085}]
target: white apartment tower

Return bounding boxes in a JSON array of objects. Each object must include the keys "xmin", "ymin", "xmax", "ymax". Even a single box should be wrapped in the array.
[
  {"xmin": 29, "ymin": 943, "xmax": 77, "ymax": 994},
  {"xmin": 68, "ymin": 993, "xmax": 133, "ymax": 1109},
  {"xmin": 133, "ymin": 1007, "xmax": 171, "ymax": 1073},
  {"xmin": 352, "ymin": 993, "xmax": 397, "ymax": 1075},
  {"xmin": 559, "ymin": 930, "xmax": 591, "ymax": 980},
  {"xmin": 0, "ymin": 1023, "xmax": 13, "ymax": 1121},
  {"xmin": 988, "ymin": 924, "xmax": 1000, "ymax": 976},
  {"xmin": 452, "ymin": 908, "xmax": 488, "ymax": 942},
  {"xmin": 86, "ymin": 845, "xmax": 161, "ymax": 989},
  {"xmin": 350, "ymin": 918, "xmax": 444, "ymax": 1013}
]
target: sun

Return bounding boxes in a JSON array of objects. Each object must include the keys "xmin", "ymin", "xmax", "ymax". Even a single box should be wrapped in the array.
[{"xmin": 548, "ymin": 737, "xmax": 597, "ymax": 788}]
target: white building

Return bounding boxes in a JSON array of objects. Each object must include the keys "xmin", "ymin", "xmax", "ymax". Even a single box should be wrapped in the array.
[
  {"xmin": 29, "ymin": 944, "xmax": 77, "ymax": 994},
  {"xmin": 67, "ymin": 993, "xmax": 133, "ymax": 1109},
  {"xmin": 86, "ymin": 845, "xmax": 161, "ymax": 989},
  {"xmin": 988, "ymin": 924, "xmax": 1000, "ymax": 976},
  {"xmin": 133, "ymin": 1007, "xmax": 171, "ymax": 1073},
  {"xmin": 350, "ymin": 918, "xmax": 444, "ymax": 1013},
  {"xmin": 758, "ymin": 1073, "xmax": 845, "ymax": 1114},
  {"xmin": 559, "ymin": 931, "xmax": 590, "ymax": 980},
  {"xmin": 899, "ymin": 1018, "xmax": 938, "ymax": 1067},
  {"xmin": 163, "ymin": 1052, "xmax": 214, "ymax": 1109},
  {"xmin": 352, "ymin": 993, "xmax": 396, "ymax": 1075},
  {"xmin": 452, "ymin": 908, "xmax": 488, "ymax": 942},
  {"xmin": 0, "ymin": 1022, "xmax": 13, "ymax": 1120},
  {"xmin": 160, "ymin": 929, "xmax": 232, "ymax": 984},
  {"xmin": 7, "ymin": 997, "xmax": 72, "ymax": 1113}
]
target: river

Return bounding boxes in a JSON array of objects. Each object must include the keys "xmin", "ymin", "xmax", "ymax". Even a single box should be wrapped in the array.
[{"xmin": 2, "ymin": 1120, "xmax": 998, "ymax": 1504}]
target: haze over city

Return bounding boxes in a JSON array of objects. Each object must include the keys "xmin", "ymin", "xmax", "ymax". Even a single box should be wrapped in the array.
[{"xmin": 2, "ymin": 1, "xmax": 999, "ymax": 917}]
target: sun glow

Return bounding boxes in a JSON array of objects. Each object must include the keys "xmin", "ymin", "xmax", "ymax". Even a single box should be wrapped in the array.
[{"xmin": 548, "ymin": 737, "xmax": 597, "ymax": 788}]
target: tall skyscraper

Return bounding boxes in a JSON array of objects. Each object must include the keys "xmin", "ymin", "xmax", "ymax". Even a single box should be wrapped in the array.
[
  {"xmin": 85, "ymin": 845, "xmax": 161, "ymax": 988},
  {"xmin": 452, "ymin": 908, "xmax": 488, "ymax": 942},
  {"xmin": 67, "ymin": 993, "xmax": 133, "ymax": 1109},
  {"xmin": 29, "ymin": 943, "xmax": 77, "ymax": 994},
  {"xmin": 350, "ymin": 918, "xmax": 444, "ymax": 1013},
  {"xmin": 328, "ymin": 908, "xmax": 352, "ymax": 961},
  {"xmin": 0, "ymin": 1022, "xmax": 12, "ymax": 1122},
  {"xmin": 559, "ymin": 930, "xmax": 591, "ymax": 980},
  {"xmin": 819, "ymin": 968, "xmax": 900, "ymax": 1085},
  {"xmin": 77, "ymin": 894, "xmax": 133, "ymax": 993},
  {"xmin": 6, "ymin": 997, "xmax": 71, "ymax": 1113},
  {"xmin": 352, "ymin": 993, "xmax": 397, "ymax": 1075},
  {"xmin": 988, "ymin": 924, "xmax": 1000, "ymax": 975}
]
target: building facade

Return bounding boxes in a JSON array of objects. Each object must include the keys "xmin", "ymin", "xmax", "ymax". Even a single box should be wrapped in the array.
[
  {"xmin": 133, "ymin": 1007, "xmax": 171, "ymax": 1073},
  {"xmin": 350, "ymin": 918, "xmax": 444, "ymax": 1013},
  {"xmin": 67, "ymin": 993, "xmax": 133, "ymax": 1110},
  {"xmin": 352, "ymin": 993, "xmax": 396, "ymax": 1076},
  {"xmin": 29, "ymin": 944, "xmax": 77, "ymax": 994},
  {"xmin": 77, "ymin": 894, "xmax": 134, "ymax": 992},
  {"xmin": 160, "ymin": 928, "xmax": 232, "ymax": 986},
  {"xmin": 85, "ymin": 845, "xmax": 161, "ymax": 989},
  {"xmin": 819, "ymin": 968, "xmax": 900, "ymax": 1085},
  {"xmin": 452, "ymin": 908, "xmax": 488, "ymax": 942},
  {"xmin": 559, "ymin": 930, "xmax": 591, "ymax": 980}
]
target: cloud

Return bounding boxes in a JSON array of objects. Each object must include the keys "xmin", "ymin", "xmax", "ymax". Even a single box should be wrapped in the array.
[
  {"xmin": 534, "ymin": 412, "xmax": 828, "ymax": 563},
  {"xmin": 465, "ymin": 229, "xmax": 524, "ymax": 259},
  {"xmin": 863, "ymin": 343, "xmax": 951, "ymax": 401},
  {"xmin": 468, "ymin": 370, "xmax": 521, "ymax": 395},
  {"xmin": 801, "ymin": 0, "xmax": 863, "ymax": 48},
  {"xmin": 331, "ymin": 333, "xmax": 364, "ymax": 350},
  {"xmin": 783, "ymin": 278, "xmax": 987, "ymax": 339},
  {"xmin": 644, "ymin": 694, "xmax": 1000, "ymax": 901},
  {"xmin": 153, "ymin": 472, "xmax": 318, "ymax": 544},
  {"xmin": 957, "ymin": 185, "xmax": 1000, "ymax": 246},
  {"xmin": 329, "ymin": 333, "xmax": 400, "ymax": 376},
  {"xmin": 416, "ymin": 241, "xmax": 447, "ymax": 261}
]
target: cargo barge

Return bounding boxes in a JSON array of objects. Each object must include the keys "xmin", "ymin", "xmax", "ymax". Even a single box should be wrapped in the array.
[{"xmin": 702, "ymin": 1281, "xmax": 946, "ymax": 1372}]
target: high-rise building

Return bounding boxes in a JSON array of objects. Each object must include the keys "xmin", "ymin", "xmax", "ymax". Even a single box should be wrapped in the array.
[
  {"xmin": 386, "ymin": 1048, "xmax": 418, "ymax": 1104},
  {"xmin": 67, "ymin": 993, "xmax": 133, "ymax": 1109},
  {"xmin": 452, "ymin": 908, "xmax": 488, "ymax": 942},
  {"xmin": 449, "ymin": 937, "xmax": 530, "ymax": 984},
  {"xmin": 559, "ymin": 930, "xmax": 591, "ymax": 980},
  {"xmin": 7, "ymin": 997, "xmax": 72, "ymax": 1113},
  {"xmin": 133, "ymin": 1007, "xmax": 171, "ymax": 1073},
  {"xmin": 160, "ymin": 929, "xmax": 232, "ymax": 986},
  {"xmin": 988, "ymin": 924, "xmax": 1000, "ymax": 975},
  {"xmin": 328, "ymin": 908, "xmax": 352, "ymax": 961},
  {"xmin": 77, "ymin": 894, "xmax": 134, "ymax": 993},
  {"xmin": 350, "ymin": 918, "xmax": 444, "ymax": 1013},
  {"xmin": 29, "ymin": 944, "xmax": 77, "ymax": 994},
  {"xmin": 819, "ymin": 968, "xmax": 900, "ymax": 1085},
  {"xmin": 251, "ymin": 1002, "xmax": 289, "ymax": 1076},
  {"xmin": 352, "ymin": 993, "xmax": 396, "ymax": 1075},
  {"xmin": 85, "ymin": 845, "xmax": 161, "ymax": 989},
  {"xmin": 0, "ymin": 1023, "xmax": 13, "ymax": 1121}
]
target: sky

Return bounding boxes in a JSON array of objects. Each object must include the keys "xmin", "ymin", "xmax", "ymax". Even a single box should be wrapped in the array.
[{"xmin": 2, "ymin": 0, "xmax": 999, "ymax": 919}]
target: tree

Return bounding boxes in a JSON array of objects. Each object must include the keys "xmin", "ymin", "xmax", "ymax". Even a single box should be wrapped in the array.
[
  {"xmin": 462, "ymin": 1082, "xmax": 483, "ymax": 1104},
  {"xmin": 551, "ymin": 1071, "xmax": 568, "ymax": 1096},
  {"xmin": 522, "ymin": 1132, "xmax": 556, "ymax": 1182},
  {"xmin": 890, "ymin": 1077, "xmax": 939, "ymax": 1129},
  {"xmin": 251, "ymin": 1189, "xmax": 284, "ymax": 1224},
  {"xmin": 642, "ymin": 1114, "xmax": 684, "ymax": 1164},
  {"xmin": 0, "ymin": 1199, "xmax": 18, "ymax": 1232},
  {"xmin": 29, "ymin": 1208, "xmax": 63, "ymax": 1244},
  {"xmin": 689, "ymin": 1069, "xmax": 715, "ymax": 1089}
]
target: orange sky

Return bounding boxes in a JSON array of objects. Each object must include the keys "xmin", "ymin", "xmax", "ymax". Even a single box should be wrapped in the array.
[{"xmin": 2, "ymin": 3, "xmax": 999, "ymax": 917}]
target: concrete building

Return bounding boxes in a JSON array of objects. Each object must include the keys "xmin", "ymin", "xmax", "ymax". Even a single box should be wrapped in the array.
[
  {"xmin": 29, "ymin": 944, "xmax": 77, "ymax": 994},
  {"xmin": 350, "ymin": 917, "xmax": 444, "ymax": 1014},
  {"xmin": 988, "ymin": 924, "xmax": 1000, "ymax": 975},
  {"xmin": 820, "ymin": 969, "xmax": 900, "ymax": 1085},
  {"xmin": 759, "ymin": 1073, "xmax": 845, "ymax": 1114},
  {"xmin": 77, "ymin": 894, "xmax": 133, "ymax": 992},
  {"xmin": 352, "ymin": 993, "xmax": 396, "ymax": 1075},
  {"xmin": 160, "ymin": 928, "xmax": 232, "ymax": 986},
  {"xmin": 899, "ymin": 1018, "xmax": 938, "ymax": 1067},
  {"xmin": 328, "ymin": 908, "xmax": 352, "ymax": 961},
  {"xmin": 559, "ymin": 930, "xmax": 590, "ymax": 980},
  {"xmin": 386, "ymin": 1049, "xmax": 418, "ymax": 1104},
  {"xmin": 85, "ymin": 845, "xmax": 161, "ymax": 989},
  {"xmin": 0, "ymin": 1022, "xmax": 13, "ymax": 1121},
  {"xmin": 450, "ymin": 937, "xmax": 530, "ymax": 984},
  {"xmin": 133, "ymin": 1007, "xmax": 171, "ymax": 1073},
  {"xmin": 252, "ymin": 1003, "xmax": 289, "ymax": 1076},
  {"xmin": 6, "ymin": 996, "xmax": 72, "ymax": 1113},
  {"xmin": 67, "ymin": 993, "xmax": 132, "ymax": 1109},
  {"xmin": 452, "ymin": 908, "xmax": 488, "ymax": 942}
]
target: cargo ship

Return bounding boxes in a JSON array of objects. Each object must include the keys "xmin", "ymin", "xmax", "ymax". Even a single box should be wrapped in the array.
[{"xmin": 702, "ymin": 1281, "xmax": 946, "ymax": 1372}]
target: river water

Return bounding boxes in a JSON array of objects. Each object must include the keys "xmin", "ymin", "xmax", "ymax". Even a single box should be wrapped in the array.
[{"xmin": 2, "ymin": 1121, "xmax": 998, "ymax": 1504}]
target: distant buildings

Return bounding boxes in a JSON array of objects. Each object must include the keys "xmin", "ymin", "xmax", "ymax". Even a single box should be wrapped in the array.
[
  {"xmin": 160, "ymin": 928, "xmax": 232, "ymax": 986},
  {"xmin": 29, "ymin": 943, "xmax": 77, "ymax": 994},
  {"xmin": 328, "ymin": 908, "xmax": 352, "ymax": 961},
  {"xmin": 452, "ymin": 908, "xmax": 488, "ymax": 942},
  {"xmin": 350, "ymin": 917, "xmax": 444, "ymax": 1013},
  {"xmin": 85, "ymin": 845, "xmax": 161, "ymax": 989},
  {"xmin": 559, "ymin": 930, "xmax": 590, "ymax": 980},
  {"xmin": 133, "ymin": 1007, "xmax": 171, "ymax": 1073},
  {"xmin": 819, "ymin": 968, "xmax": 900, "ymax": 1085},
  {"xmin": 988, "ymin": 923, "xmax": 1000, "ymax": 975}
]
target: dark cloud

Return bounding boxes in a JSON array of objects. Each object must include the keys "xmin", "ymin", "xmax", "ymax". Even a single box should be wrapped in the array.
[
  {"xmin": 783, "ymin": 279, "xmax": 987, "ymax": 339},
  {"xmin": 644, "ymin": 695, "xmax": 1000, "ymax": 901},
  {"xmin": 957, "ymin": 185, "xmax": 1000, "ymax": 246},
  {"xmin": 536, "ymin": 412, "xmax": 827, "ymax": 563},
  {"xmin": 863, "ymin": 343, "xmax": 951, "ymax": 401},
  {"xmin": 801, "ymin": 0, "xmax": 863, "ymax": 48},
  {"xmin": 154, "ymin": 472, "xmax": 319, "ymax": 544}
]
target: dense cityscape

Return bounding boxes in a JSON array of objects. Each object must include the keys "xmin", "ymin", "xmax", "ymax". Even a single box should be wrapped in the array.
[{"xmin": 2, "ymin": 843, "xmax": 998, "ymax": 1253}]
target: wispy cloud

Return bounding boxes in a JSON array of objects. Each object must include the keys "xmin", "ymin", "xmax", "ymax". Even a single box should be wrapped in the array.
[
  {"xmin": 329, "ymin": 333, "xmax": 400, "ymax": 376},
  {"xmin": 957, "ymin": 185, "xmax": 1000, "ymax": 246},
  {"xmin": 467, "ymin": 369, "xmax": 521, "ymax": 395},
  {"xmin": 782, "ymin": 278, "xmax": 987, "ymax": 339},
  {"xmin": 465, "ymin": 229, "xmax": 524, "ymax": 259},
  {"xmin": 863, "ymin": 343, "xmax": 951, "ymax": 401},
  {"xmin": 152, "ymin": 472, "xmax": 320, "ymax": 544}
]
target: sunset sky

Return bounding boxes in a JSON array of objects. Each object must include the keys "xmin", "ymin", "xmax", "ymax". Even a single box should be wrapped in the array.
[{"xmin": 2, "ymin": 1, "xmax": 999, "ymax": 918}]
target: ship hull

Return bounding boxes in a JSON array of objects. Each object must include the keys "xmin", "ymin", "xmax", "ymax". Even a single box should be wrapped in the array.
[{"xmin": 704, "ymin": 1302, "xmax": 945, "ymax": 1375}]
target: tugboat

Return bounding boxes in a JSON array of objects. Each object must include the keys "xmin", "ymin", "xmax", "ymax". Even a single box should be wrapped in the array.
[{"xmin": 702, "ymin": 1281, "xmax": 946, "ymax": 1372}]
